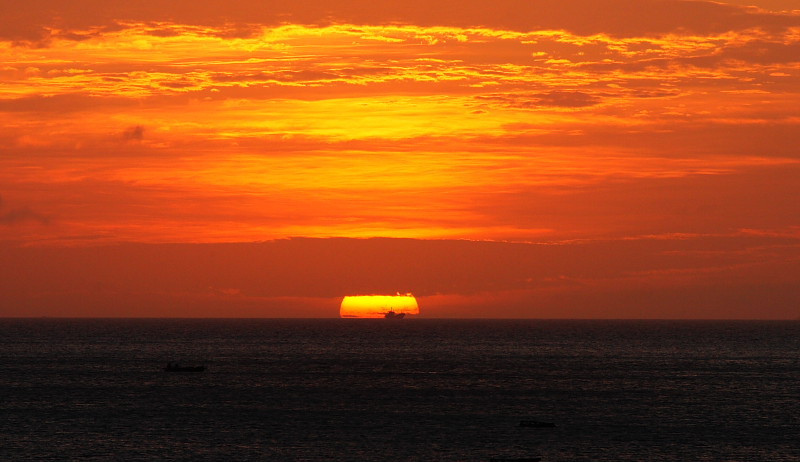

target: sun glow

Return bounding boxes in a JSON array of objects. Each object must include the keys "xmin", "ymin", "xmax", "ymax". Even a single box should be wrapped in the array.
[{"xmin": 340, "ymin": 294, "xmax": 420, "ymax": 318}]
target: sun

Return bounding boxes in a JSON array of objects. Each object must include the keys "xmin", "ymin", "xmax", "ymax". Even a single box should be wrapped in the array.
[{"xmin": 340, "ymin": 294, "xmax": 420, "ymax": 318}]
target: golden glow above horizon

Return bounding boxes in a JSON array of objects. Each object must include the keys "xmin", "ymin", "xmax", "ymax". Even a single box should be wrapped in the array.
[
  {"xmin": 340, "ymin": 295, "xmax": 420, "ymax": 318},
  {"xmin": 1, "ymin": 1, "xmax": 799, "ymax": 320},
  {"xmin": 1, "ymin": 1, "xmax": 799, "ymax": 245}
]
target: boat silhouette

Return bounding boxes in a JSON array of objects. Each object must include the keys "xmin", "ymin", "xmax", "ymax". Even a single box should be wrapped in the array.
[
  {"xmin": 164, "ymin": 362, "xmax": 205, "ymax": 372},
  {"xmin": 518, "ymin": 420, "xmax": 555, "ymax": 428},
  {"xmin": 384, "ymin": 309, "xmax": 405, "ymax": 319}
]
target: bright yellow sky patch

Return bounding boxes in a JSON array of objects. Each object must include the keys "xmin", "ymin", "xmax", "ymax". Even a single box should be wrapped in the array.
[{"xmin": 1, "ymin": 6, "xmax": 799, "ymax": 244}]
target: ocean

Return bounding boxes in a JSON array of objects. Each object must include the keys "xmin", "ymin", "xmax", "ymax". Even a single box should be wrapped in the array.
[{"xmin": 1, "ymin": 319, "xmax": 798, "ymax": 461}]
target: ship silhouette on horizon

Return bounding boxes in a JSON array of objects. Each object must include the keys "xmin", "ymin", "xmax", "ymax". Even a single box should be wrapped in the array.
[{"xmin": 383, "ymin": 309, "xmax": 406, "ymax": 319}]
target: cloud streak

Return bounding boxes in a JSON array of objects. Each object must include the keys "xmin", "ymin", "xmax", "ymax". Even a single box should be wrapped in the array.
[
  {"xmin": 3, "ymin": 0, "xmax": 799, "ymax": 44},
  {"xmin": 0, "ymin": 195, "xmax": 50, "ymax": 226},
  {"xmin": 0, "ymin": 1, "xmax": 798, "ymax": 319},
  {"xmin": 1, "ymin": 236, "xmax": 798, "ymax": 317}
]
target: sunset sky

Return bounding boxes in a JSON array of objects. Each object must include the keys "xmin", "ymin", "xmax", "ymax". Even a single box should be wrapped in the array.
[{"xmin": 1, "ymin": 0, "xmax": 799, "ymax": 318}]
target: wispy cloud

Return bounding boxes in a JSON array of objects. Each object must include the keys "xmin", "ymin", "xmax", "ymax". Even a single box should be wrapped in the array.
[
  {"xmin": 0, "ymin": 195, "xmax": 50, "ymax": 226},
  {"xmin": 0, "ymin": 1, "xmax": 798, "ymax": 244},
  {"xmin": 122, "ymin": 125, "xmax": 144, "ymax": 141}
]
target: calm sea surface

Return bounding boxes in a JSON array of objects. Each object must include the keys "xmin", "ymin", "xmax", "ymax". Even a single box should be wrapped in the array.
[{"xmin": 1, "ymin": 319, "xmax": 798, "ymax": 461}]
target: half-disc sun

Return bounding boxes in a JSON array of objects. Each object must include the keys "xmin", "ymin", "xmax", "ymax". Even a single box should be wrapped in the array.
[{"xmin": 340, "ymin": 294, "xmax": 420, "ymax": 318}]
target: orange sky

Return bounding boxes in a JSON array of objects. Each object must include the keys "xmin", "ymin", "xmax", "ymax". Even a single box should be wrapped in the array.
[{"xmin": 1, "ymin": 1, "xmax": 799, "ymax": 318}]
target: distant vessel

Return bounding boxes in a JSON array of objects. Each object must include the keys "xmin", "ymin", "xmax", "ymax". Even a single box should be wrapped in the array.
[
  {"xmin": 518, "ymin": 420, "xmax": 556, "ymax": 428},
  {"xmin": 489, "ymin": 458, "xmax": 541, "ymax": 462},
  {"xmin": 164, "ymin": 362, "xmax": 205, "ymax": 372},
  {"xmin": 340, "ymin": 294, "xmax": 419, "ymax": 318},
  {"xmin": 384, "ymin": 309, "xmax": 406, "ymax": 319}
]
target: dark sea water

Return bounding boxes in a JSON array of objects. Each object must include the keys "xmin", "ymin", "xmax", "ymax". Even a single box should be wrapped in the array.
[{"xmin": 1, "ymin": 319, "xmax": 799, "ymax": 461}]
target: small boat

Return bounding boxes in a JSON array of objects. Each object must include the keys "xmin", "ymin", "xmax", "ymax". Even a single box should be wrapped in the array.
[
  {"xmin": 518, "ymin": 420, "xmax": 556, "ymax": 428},
  {"xmin": 384, "ymin": 309, "xmax": 406, "ymax": 319},
  {"xmin": 489, "ymin": 458, "xmax": 541, "ymax": 462},
  {"xmin": 164, "ymin": 362, "xmax": 205, "ymax": 372}
]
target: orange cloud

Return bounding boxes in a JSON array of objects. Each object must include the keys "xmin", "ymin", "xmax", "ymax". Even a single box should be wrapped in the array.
[{"xmin": 1, "ymin": 1, "xmax": 799, "ymax": 318}]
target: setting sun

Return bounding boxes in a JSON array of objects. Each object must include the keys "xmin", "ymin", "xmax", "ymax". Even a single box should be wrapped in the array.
[
  {"xmin": 1, "ymin": 0, "xmax": 799, "ymax": 320},
  {"xmin": 340, "ymin": 294, "xmax": 420, "ymax": 318},
  {"xmin": 3, "ymin": 1, "xmax": 799, "ymax": 458}
]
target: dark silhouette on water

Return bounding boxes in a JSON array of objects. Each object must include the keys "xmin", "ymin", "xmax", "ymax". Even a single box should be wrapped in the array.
[
  {"xmin": 519, "ymin": 420, "xmax": 556, "ymax": 428},
  {"xmin": 384, "ymin": 309, "xmax": 405, "ymax": 319},
  {"xmin": 489, "ymin": 458, "xmax": 541, "ymax": 462},
  {"xmin": 164, "ymin": 362, "xmax": 205, "ymax": 372}
]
